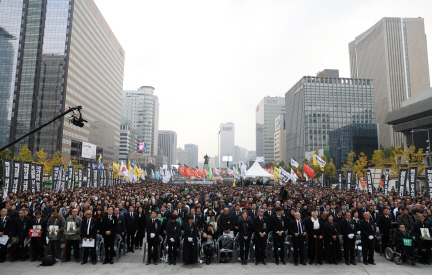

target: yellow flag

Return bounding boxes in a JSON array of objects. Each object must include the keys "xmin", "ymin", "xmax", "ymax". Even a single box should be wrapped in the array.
[
  {"xmin": 133, "ymin": 165, "xmax": 141, "ymax": 179},
  {"xmin": 233, "ymin": 179, "xmax": 236, "ymax": 187},
  {"xmin": 98, "ymin": 154, "xmax": 102, "ymax": 164},
  {"xmin": 113, "ymin": 163, "xmax": 120, "ymax": 178},
  {"xmin": 313, "ymin": 155, "xmax": 324, "ymax": 171}
]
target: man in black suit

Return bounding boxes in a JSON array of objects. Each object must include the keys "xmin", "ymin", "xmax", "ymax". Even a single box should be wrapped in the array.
[
  {"xmin": 28, "ymin": 210, "xmax": 46, "ymax": 262},
  {"xmin": 253, "ymin": 208, "xmax": 269, "ymax": 265},
  {"xmin": 340, "ymin": 212, "xmax": 356, "ymax": 265},
  {"xmin": 271, "ymin": 207, "xmax": 287, "ymax": 265},
  {"xmin": 146, "ymin": 210, "xmax": 161, "ymax": 265},
  {"xmin": 377, "ymin": 208, "xmax": 392, "ymax": 250},
  {"xmin": 101, "ymin": 206, "xmax": 117, "ymax": 264},
  {"xmin": 10, "ymin": 209, "xmax": 31, "ymax": 262},
  {"xmin": 288, "ymin": 212, "xmax": 307, "ymax": 266},
  {"xmin": 0, "ymin": 208, "xmax": 14, "ymax": 262},
  {"xmin": 81, "ymin": 210, "xmax": 97, "ymax": 265},
  {"xmin": 231, "ymin": 204, "xmax": 241, "ymax": 236},
  {"xmin": 248, "ymin": 204, "xmax": 258, "ymax": 220},
  {"xmin": 360, "ymin": 212, "xmax": 376, "ymax": 265},
  {"xmin": 125, "ymin": 205, "xmax": 138, "ymax": 252}
]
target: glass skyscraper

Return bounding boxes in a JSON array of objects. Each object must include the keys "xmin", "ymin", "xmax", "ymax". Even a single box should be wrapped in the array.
[
  {"xmin": 0, "ymin": 0, "xmax": 125, "ymax": 163},
  {"xmin": 285, "ymin": 71, "xmax": 375, "ymax": 163}
]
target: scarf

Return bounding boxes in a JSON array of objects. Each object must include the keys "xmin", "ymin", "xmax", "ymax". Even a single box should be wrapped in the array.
[{"xmin": 311, "ymin": 217, "xmax": 320, "ymax": 230}]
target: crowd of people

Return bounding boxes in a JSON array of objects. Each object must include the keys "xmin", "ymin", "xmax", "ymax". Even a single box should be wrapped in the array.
[{"xmin": 0, "ymin": 181, "xmax": 432, "ymax": 267}]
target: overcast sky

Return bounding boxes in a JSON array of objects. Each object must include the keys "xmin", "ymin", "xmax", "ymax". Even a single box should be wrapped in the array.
[{"xmin": 94, "ymin": 0, "xmax": 432, "ymax": 161}]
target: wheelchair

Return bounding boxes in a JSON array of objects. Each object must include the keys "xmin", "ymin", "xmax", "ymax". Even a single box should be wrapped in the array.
[
  {"xmin": 216, "ymin": 234, "xmax": 237, "ymax": 263},
  {"xmin": 384, "ymin": 224, "xmax": 420, "ymax": 265}
]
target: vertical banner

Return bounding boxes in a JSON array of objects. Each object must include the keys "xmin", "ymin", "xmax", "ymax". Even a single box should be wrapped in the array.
[
  {"xmin": 356, "ymin": 172, "xmax": 360, "ymax": 191},
  {"xmin": 425, "ymin": 167, "xmax": 432, "ymax": 199},
  {"xmin": 398, "ymin": 169, "xmax": 408, "ymax": 197},
  {"xmin": 78, "ymin": 168, "xmax": 83, "ymax": 188},
  {"xmin": 12, "ymin": 161, "xmax": 22, "ymax": 194},
  {"xmin": 100, "ymin": 169, "xmax": 104, "ymax": 187},
  {"xmin": 87, "ymin": 166, "xmax": 92, "ymax": 187},
  {"xmin": 93, "ymin": 169, "xmax": 99, "ymax": 188},
  {"xmin": 2, "ymin": 160, "xmax": 12, "ymax": 197},
  {"xmin": 321, "ymin": 172, "xmax": 324, "ymax": 188},
  {"xmin": 21, "ymin": 162, "xmax": 31, "ymax": 192},
  {"xmin": 109, "ymin": 170, "xmax": 113, "ymax": 186},
  {"xmin": 338, "ymin": 172, "xmax": 342, "ymax": 190},
  {"xmin": 52, "ymin": 166, "xmax": 59, "ymax": 191},
  {"xmin": 36, "ymin": 164, "xmax": 43, "ymax": 192},
  {"xmin": 62, "ymin": 166, "xmax": 66, "ymax": 191},
  {"xmin": 103, "ymin": 169, "xmax": 108, "ymax": 186},
  {"xmin": 408, "ymin": 167, "xmax": 418, "ymax": 198},
  {"xmin": 383, "ymin": 169, "xmax": 390, "ymax": 196},
  {"xmin": 366, "ymin": 170, "xmax": 373, "ymax": 193},
  {"xmin": 58, "ymin": 165, "xmax": 64, "ymax": 192},
  {"xmin": 67, "ymin": 166, "xmax": 74, "ymax": 189},
  {"xmin": 30, "ymin": 164, "xmax": 36, "ymax": 193},
  {"xmin": 346, "ymin": 171, "xmax": 353, "ymax": 191}
]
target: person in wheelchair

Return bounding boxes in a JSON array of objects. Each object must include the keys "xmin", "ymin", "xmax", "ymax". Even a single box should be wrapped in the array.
[
  {"xmin": 201, "ymin": 223, "xmax": 216, "ymax": 265},
  {"xmin": 393, "ymin": 224, "xmax": 416, "ymax": 265},
  {"xmin": 166, "ymin": 214, "xmax": 181, "ymax": 265}
]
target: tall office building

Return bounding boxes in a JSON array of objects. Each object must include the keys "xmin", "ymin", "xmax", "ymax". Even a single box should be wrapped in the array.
[
  {"xmin": 285, "ymin": 71, "xmax": 375, "ymax": 162},
  {"xmin": 158, "ymin": 130, "xmax": 177, "ymax": 167},
  {"xmin": 121, "ymin": 86, "xmax": 159, "ymax": 157},
  {"xmin": 0, "ymin": 0, "xmax": 125, "ymax": 163},
  {"xmin": 218, "ymin": 122, "xmax": 235, "ymax": 168},
  {"xmin": 184, "ymin": 143, "xmax": 198, "ymax": 168},
  {"xmin": 176, "ymin": 147, "xmax": 191, "ymax": 166},
  {"xmin": 256, "ymin": 97, "xmax": 285, "ymax": 163},
  {"xmin": 349, "ymin": 17, "xmax": 430, "ymax": 148}
]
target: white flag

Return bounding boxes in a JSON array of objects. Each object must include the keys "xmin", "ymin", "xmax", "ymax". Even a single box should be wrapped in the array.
[
  {"xmin": 279, "ymin": 167, "xmax": 291, "ymax": 183},
  {"xmin": 256, "ymin": 156, "xmax": 265, "ymax": 163},
  {"xmin": 291, "ymin": 158, "xmax": 299, "ymax": 168},
  {"xmin": 291, "ymin": 168, "xmax": 298, "ymax": 181}
]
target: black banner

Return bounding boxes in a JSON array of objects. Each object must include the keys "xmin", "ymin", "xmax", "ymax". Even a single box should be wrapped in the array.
[
  {"xmin": 30, "ymin": 164, "xmax": 36, "ymax": 193},
  {"xmin": 36, "ymin": 164, "xmax": 43, "ymax": 193},
  {"xmin": 62, "ymin": 166, "xmax": 66, "ymax": 191},
  {"xmin": 52, "ymin": 166, "xmax": 60, "ymax": 191},
  {"xmin": 383, "ymin": 169, "xmax": 390, "ymax": 196},
  {"xmin": 21, "ymin": 162, "xmax": 31, "ymax": 193},
  {"xmin": 338, "ymin": 172, "xmax": 342, "ymax": 190},
  {"xmin": 67, "ymin": 166, "xmax": 74, "ymax": 190},
  {"xmin": 355, "ymin": 172, "xmax": 359, "ymax": 191},
  {"xmin": 346, "ymin": 171, "xmax": 353, "ymax": 191},
  {"xmin": 2, "ymin": 160, "xmax": 12, "ymax": 196},
  {"xmin": 109, "ymin": 170, "xmax": 113, "ymax": 186},
  {"xmin": 103, "ymin": 169, "xmax": 108, "ymax": 186},
  {"xmin": 398, "ymin": 169, "xmax": 408, "ymax": 197},
  {"xmin": 426, "ymin": 167, "xmax": 432, "ymax": 199},
  {"xmin": 87, "ymin": 166, "xmax": 92, "ymax": 187},
  {"xmin": 93, "ymin": 169, "xmax": 99, "ymax": 188},
  {"xmin": 408, "ymin": 167, "xmax": 418, "ymax": 198},
  {"xmin": 78, "ymin": 168, "xmax": 83, "ymax": 188},
  {"xmin": 12, "ymin": 161, "xmax": 21, "ymax": 194},
  {"xmin": 366, "ymin": 170, "xmax": 373, "ymax": 193}
]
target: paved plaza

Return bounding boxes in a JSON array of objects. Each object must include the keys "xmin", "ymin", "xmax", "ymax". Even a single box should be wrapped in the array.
[{"xmin": 0, "ymin": 250, "xmax": 429, "ymax": 275}]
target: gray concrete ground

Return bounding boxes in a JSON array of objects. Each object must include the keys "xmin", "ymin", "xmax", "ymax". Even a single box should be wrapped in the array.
[{"xmin": 0, "ymin": 248, "xmax": 429, "ymax": 275}]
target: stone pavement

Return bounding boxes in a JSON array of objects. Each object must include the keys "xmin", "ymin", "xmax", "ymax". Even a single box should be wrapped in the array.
[{"xmin": 0, "ymin": 250, "xmax": 428, "ymax": 275}]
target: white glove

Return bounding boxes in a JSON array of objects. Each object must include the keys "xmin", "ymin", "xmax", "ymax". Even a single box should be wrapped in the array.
[
  {"xmin": 150, "ymin": 233, "xmax": 155, "ymax": 238},
  {"xmin": 348, "ymin": 234, "xmax": 354, "ymax": 239},
  {"xmin": 188, "ymin": 237, "xmax": 193, "ymax": 242},
  {"xmin": 170, "ymin": 238, "xmax": 175, "ymax": 242},
  {"xmin": 357, "ymin": 231, "xmax": 361, "ymax": 235},
  {"xmin": 368, "ymin": 235, "xmax": 373, "ymax": 240}
]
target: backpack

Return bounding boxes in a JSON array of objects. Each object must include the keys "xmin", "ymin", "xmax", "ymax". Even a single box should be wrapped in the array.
[{"xmin": 40, "ymin": 256, "xmax": 55, "ymax": 266}]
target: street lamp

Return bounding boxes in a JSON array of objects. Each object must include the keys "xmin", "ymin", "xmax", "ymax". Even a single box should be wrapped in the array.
[
  {"xmin": 411, "ymin": 129, "xmax": 432, "ymax": 165},
  {"xmin": 337, "ymin": 147, "xmax": 348, "ymax": 168}
]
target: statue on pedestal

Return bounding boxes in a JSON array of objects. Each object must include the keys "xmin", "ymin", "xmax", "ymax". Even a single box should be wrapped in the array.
[{"xmin": 204, "ymin": 154, "xmax": 209, "ymax": 164}]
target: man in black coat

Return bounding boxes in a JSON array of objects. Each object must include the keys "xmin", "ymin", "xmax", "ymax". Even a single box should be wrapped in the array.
[
  {"xmin": 360, "ymin": 212, "xmax": 376, "ymax": 265},
  {"xmin": 166, "ymin": 214, "xmax": 181, "ymax": 265},
  {"xmin": 413, "ymin": 214, "xmax": 431, "ymax": 265},
  {"xmin": 253, "ymin": 208, "xmax": 269, "ymax": 265},
  {"xmin": 114, "ymin": 207, "xmax": 125, "ymax": 245},
  {"xmin": 10, "ymin": 209, "xmax": 31, "ymax": 261},
  {"xmin": 124, "ymin": 205, "xmax": 138, "ymax": 253},
  {"xmin": 0, "ymin": 208, "xmax": 14, "ymax": 262},
  {"xmin": 81, "ymin": 210, "xmax": 97, "ymax": 265},
  {"xmin": 28, "ymin": 210, "xmax": 46, "ymax": 262},
  {"xmin": 146, "ymin": 210, "xmax": 161, "ymax": 265},
  {"xmin": 248, "ymin": 205, "xmax": 258, "ymax": 220},
  {"xmin": 377, "ymin": 208, "xmax": 392, "ymax": 249},
  {"xmin": 101, "ymin": 206, "xmax": 117, "ymax": 264},
  {"xmin": 340, "ymin": 211, "xmax": 356, "ymax": 265},
  {"xmin": 218, "ymin": 208, "xmax": 234, "ymax": 236},
  {"xmin": 271, "ymin": 207, "xmax": 287, "ymax": 265},
  {"xmin": 231, "ymin": 204, "xmax": 241, "ymax": 236},
  {"xmin": 288, "ymin": 212, "xmax": 307, "ymax": 266}
]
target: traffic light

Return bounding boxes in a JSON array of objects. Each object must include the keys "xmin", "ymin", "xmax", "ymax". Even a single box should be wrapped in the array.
[
  {"xmin": 384, "ymin": 164, "xmax": 391, "ymax": 168},
  {"xmin": 367, "ymin": 163, "xmax": 375, "ymax": 168},
  {"xmin": 400, "ymin": 164, "xmax": 408, "ymax": 168}
]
